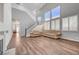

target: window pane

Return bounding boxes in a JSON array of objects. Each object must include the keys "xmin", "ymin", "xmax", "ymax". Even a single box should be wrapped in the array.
[
  {"xmin": 51, "ymin": 21, "xmax": 55, "ymax": 30},
  {"xmin": 55, "ymin": 19, "xmax": 60, "ymax": 30},
  {"xmin": 44, "ymin": 11, "xmax": 50, "ymax": 21},
  {"xmin": 62, "ymin": 17, "xmax": 68, "ymax": 31},
  {"xmin": 51, "ymin": 6, "xmax": 60, "ymax": 19},
  {"xmin": 44, "ymin": 21, "xmax": 50, "ymax": 30},
  {"xmin": 69, "ymin": 15, "xmax": 78, "ymax": 31}
]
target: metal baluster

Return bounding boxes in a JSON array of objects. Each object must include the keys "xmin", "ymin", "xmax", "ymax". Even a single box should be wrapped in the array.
[
  {"xmin": 25, "ymin": 28, "xmax": 27, "ymax": 37},
  {"xmin": 1, "ymin": 39, "xmax": 3, "ymax": 55}
]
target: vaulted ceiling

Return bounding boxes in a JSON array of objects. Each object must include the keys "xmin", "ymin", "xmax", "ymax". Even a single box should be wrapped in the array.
[
  {"xmin": 12, "ymin": 3, "xmax": 46, "ymax": 20},
  {"xmin": 14, "ymin": 3, "xmax": 45, "ymax": 12},
  {"xmin": 12, "ymin": 3, "xmax": 79, "ymax": 20},
  {"xmin": 23, "ymin": 3, "xmax": 45, "ymax": 12}
]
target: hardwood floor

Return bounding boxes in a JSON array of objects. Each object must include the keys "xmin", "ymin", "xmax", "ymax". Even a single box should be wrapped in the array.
[{"xmin": 8, "ymin": 33, "xmax": 79, "ymax": 55}]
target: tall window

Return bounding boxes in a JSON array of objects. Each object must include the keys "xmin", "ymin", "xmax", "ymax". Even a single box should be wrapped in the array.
[
  {"xmin": 44, "ymin": 21, "xmax": 50, "ymax": 30},
  {"xmin": 55, "ymin": 19, "xmax": 60, "ymax": 30},
  {"xmin": 62, "ymin": 17, "xmax": 69, "ymax": 31},
  {"xmin": 69, "ymin": 15, "xmax": 78, "ymax": 31},
  {"xmin": 51, "ymin": 6, "xmax": 60, "ymax": 19},
  {"xmin": 51, "ymin": 21, "xmax": 55, "ymax": 30},
  {"xmin": 44, "ymin": 11, "xmax": 50, "ymax": 21},
  {"xmin": 51, "ymin": 6, "xmax": 60, "ymax": 31},
  {"xmin": 62, "ymin": 15, "xmax": 78, "ymax": 31},
  {"xmin": 51, "ymin": 19, "xmax": 60, "ymax": 30}
]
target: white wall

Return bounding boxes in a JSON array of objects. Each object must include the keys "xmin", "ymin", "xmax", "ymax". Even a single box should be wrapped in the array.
[
  {"xmin": 3, "ymin": 4, "xmax": 12, "ymax": 53},
  {"xmin": 0, "ymin": 4, "xmax": 4, "ymax": 31},
  {"xmin": 0, "ymin": 3, "xmax": 3, "ymax": 23}
]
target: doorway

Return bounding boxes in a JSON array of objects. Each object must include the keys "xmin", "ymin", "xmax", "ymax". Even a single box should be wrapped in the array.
[{"xmin": 13, "ymin": 20, "xmax": 20, "ymax": 33}]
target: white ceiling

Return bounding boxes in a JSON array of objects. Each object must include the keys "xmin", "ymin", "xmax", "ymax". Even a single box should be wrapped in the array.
[
  {"xmin": 13, "ymin": 3, "xmax": 79, "ymax": 18},
  {"xmin": 61, "ymin": 3, "xmax": 79, "ymax": 17},
  {"xmin": 23, "ymin": 3, "xmax": 45, "ymax": 11},
  {"xmin": 38, "ymin": 3, "xmax": 79, "ymax": 17},
  {"xmin": 12, "ymin": 3, "xmax": 45, "ymax": 20}
]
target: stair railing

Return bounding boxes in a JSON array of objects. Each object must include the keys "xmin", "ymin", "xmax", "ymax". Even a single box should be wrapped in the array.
[{"xmin": 25, "ymin": 23, "xmax": 36, "ymax": 37}]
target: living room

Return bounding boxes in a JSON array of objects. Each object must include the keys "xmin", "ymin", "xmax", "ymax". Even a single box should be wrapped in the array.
[{"xmin": 0, "ymin": 3, "xmax": 79, "ymax": 55}]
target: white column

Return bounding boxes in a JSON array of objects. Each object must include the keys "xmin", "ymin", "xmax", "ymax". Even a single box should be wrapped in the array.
[{"xmin": 3, "ymin": 3, "xmax": 12, "ymax": 53}]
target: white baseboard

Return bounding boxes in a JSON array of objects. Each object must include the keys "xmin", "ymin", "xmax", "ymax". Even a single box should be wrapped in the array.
[{"xmin": 61, "ymin": 36, "xmax": 79, "ymax": 42}]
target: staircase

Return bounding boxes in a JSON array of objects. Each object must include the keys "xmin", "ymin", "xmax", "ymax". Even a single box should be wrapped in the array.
[
  {"xmin": 27, "ymin": 22, "xmax": 61, "ymax": 39},
  {"xmin": 24, "ymin": 21, "xmax": 45, "ymax": 38},
  {"xmin": 24, "ymin": 22, "xmax": 38, "ymax": 37}
]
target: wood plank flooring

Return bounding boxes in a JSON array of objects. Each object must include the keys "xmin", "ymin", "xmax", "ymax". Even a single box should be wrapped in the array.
[{"xmin": 8, "ymin": 33, "xmax": 79, "ymax": 55}]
